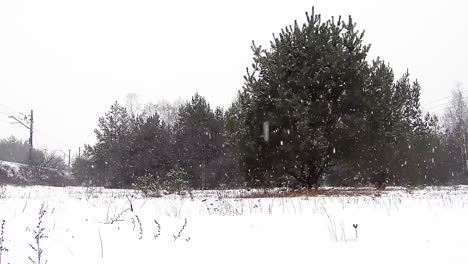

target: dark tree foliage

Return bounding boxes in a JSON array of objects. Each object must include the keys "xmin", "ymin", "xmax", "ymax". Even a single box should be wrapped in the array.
[
  {"xmin": 352, "ymin": 62, "xmax": 437, "ymax": 188},
  {"xmin": 84, "ymin": 101, "xmax": 133, "ymax": 187},
  {"xmin": 231, "ymin": 9, "xmax": 372, "ymax": 188},
  {"xmin": 441, "ymin": 130, "xmax": 467, "ymax": 184},
  {"xmin": 128, "ymin": 114, "xmax": 173, "ymax": 182},
  {"xmin": 78, "ymin": 101, "xmax": 175, "ymax": 188},
  {"xmin": 75, "ymin": 94, "xmax": 237, "ymax": 189},
  {"xmin": 417, "ymin": 113, "xmax": 450, "ymax": 186},
  {"xmin": 72, "ymin": 154, "xmax": 97, "ymax": 186},
  {"xmin": 173, "ymin": 94, "xmax": 226, "ymax": 189},
  {"xmin": 229, "ymin": 8, "xmax": 437, "ymax": 189}
]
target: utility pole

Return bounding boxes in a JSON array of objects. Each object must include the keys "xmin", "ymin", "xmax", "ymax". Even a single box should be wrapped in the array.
[
  {"xmin": 59, "ymin": 149, "xmax": 71, "ymax": 171},
  {"xmin": 8, "ymin": 110, "xmax": 34, "ymax": 164},
  {"xmin": 29, "ymin": 110, "xmax": 34, "ymax": 163},
  {"xmin": 78, "ymin": 147, "xmax": 81, "ymax": 159}
]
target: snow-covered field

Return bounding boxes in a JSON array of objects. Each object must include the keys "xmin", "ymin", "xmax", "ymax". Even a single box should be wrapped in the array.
[{"xmin": 0, "ymin": 185, "xmax": 468, "ymax": 264}]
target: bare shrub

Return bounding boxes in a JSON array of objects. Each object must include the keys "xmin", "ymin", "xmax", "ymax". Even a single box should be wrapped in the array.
[
  {"xmin": 0, "ymin": 220, "xmax": 8, "ymax": 264},
  {"xmin": 29, "ymin": 204, "xmax": 47, "ymax": 264}
]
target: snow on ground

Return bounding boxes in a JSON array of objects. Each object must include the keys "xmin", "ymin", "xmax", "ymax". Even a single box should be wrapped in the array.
[{"xmin": 0, "ymin": 185, "xmax": 468, "ymax": 264}]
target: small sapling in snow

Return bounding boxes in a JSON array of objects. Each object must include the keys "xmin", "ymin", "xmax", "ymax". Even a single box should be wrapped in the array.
[
  {"xmin": 135, "ymin": 215, "xmax": 143, "ymax": 240},
  {"xmin": 153, "ymin": 219, "xmax": 161, "ymax": 239},
  {"xmin": 29, "ymin": 204, "xmax": 47, "ymax": 264},
  {"xmin": 0, "ymin": 220, "xmax": 8, "ymax": 264},
  {"xmin": 173, "ymin": 218, "xmax": 187, "ymax": 242},
  {"xmin": 353, "ymin": 224, "xmax": 358, "ymax": 240}
]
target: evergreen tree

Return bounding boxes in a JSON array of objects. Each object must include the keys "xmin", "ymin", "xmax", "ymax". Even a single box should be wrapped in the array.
[
  {"xmin": 87, "ymin": 101, "xmax": 132, "ymax": 187},
  {"xmin": 355, "ymin": 61, "xmax": 428, "ymax": 187},
  {"xmin": 232, "ymin": 9, "xmax": 371, "ymax": 188},
  {"xmin": 173, "ymin": 93, "xmax": 224, "ymax": 189},
  {"xmin": 230, "ymin": 8, "xmax": 437, "ymax": 189},
  {"xmin": 129, "ymin": 113, "xmax": 173, "ymax": 182}
]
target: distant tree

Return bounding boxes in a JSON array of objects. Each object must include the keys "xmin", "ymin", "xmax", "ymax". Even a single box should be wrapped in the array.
[
  {"xmin": 354, "ymin": 61, "xmax": 432, "ymax": 187},
  {"xmin": 441, "ymin": 84, "xmax": 468, "ymax": 183},
  {"xmin": 0, "ymin": 136, "xmax": 66, "ymax": 170},
  {"xmin": 202, "ymin": 106, "xmax": 242, "ymax": 188},
  {"xmin": 417, "ymin": 113, "xmax": 450, "ymax": 185},
  {"xmin": 173, "ymin": 93, "xmax": 225, "ymax": 189},
  {"xmin": 87, "ymin": 101, "xmax": 133, "ymax": 187},
  {"xmin": 124, "ymin": 93, "xmax": 143, "ymax": 118},
  {"xmin": 128, "ymin": 113, "xmax": 173, "ymax": 180},
  {"xmin": 33, "ymin": 150, "xmax": 67, "ymax": 171},
  {"xmin": 72, "ymin": 152, "xmax": 97, "ymax": 186},
  {"xmin": 143, "ymin": 99, "xmax": 183, "ymax": 126},
  {"xmin": 0, "ymin": 136, "xmax": 69, "ymax": 186},
  {"xmin": 0, "ymin": 136, "xmax": 32, "ymax": 163},
  {"xmin": 225, "ymin": 95, "xmax": 250, "ymax": 187}
]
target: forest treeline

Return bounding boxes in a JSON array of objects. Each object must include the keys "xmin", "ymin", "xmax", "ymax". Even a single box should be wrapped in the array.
[{"xmin": 2, "ymin": 8, "xmax": 467, "ymax": 190}]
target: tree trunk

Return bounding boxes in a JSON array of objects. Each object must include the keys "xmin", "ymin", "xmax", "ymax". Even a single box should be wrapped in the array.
[
  {"xmin": 306, "ymin": 164, "xmax": 319, "ymax": 190},
  {"xmin": 376, "ymin": 170, "xmax": 387, "ymax": 190}
]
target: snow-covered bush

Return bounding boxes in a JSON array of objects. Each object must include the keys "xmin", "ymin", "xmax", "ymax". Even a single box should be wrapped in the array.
[
  {"xmin": 133, "ymin": 173, "xmax": 162, "ymax": 197},
  {"xmin": 163, "ymin": 167, "xmax": 190, "ymax": 195},
  {"xmin": 17, "ymin": 165, "xmax": 71, "ymax": 187},
  {"xmin": 0, "ymin": 185, "xmax": 5, "ymax": 199},
  {"xmin": 134, "ymin": 166, "xmax": 190, "ymax": 197}
]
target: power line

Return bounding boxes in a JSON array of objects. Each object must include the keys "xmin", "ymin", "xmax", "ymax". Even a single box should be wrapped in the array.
[
  {"xmin": 0, "ymin": 118, "xmax": 12, "ymax": 123},
  {"xmin": 0, "ymin": 103, "xmax": 22, "ymax": 115},
  {"xmin": 0, "ymin": 111, "xmax": 17, "ymax": 118},
  {"xmin": 424, "ymin": 95, "xmax": 468, "ymax": 112},
  {"xmin": 422, "ymin": 83, "xmax": 468, "ymax": 107},
  {"xmin": 423, "ymin": 93, "xmax": 468, "ymax": 111},
  {"xmin": 424, "ymin": 89, "xmax": 468, "ymax": 107},
  {"xmin": 425, "ymin": 102, "xmax": 450, "ymax": 111},
  {"xmin": 0, "ymin": 121, "xmax": 11, "ymax": 127},
  {"xmin": 424, "ymin": 96, "xmax": 451, "ymax": 107}
]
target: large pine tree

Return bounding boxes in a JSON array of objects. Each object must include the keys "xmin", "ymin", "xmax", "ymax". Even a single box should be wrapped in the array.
[
  {"xmin": 231, "ymin": 9, "xmax": 370, "ymax": 188},
  {"xmin": 87, "ymin": 101, "xmax": 133, "ymax": 187},
  {"xmin": 230, "ymin": 8, "xmax": 432, "ymax": 189}
]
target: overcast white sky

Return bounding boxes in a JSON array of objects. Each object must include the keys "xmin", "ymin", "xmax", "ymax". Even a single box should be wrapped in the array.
[{"xmin": 0, "ymin": 0, "xmax": 467, "ymax": 156}]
